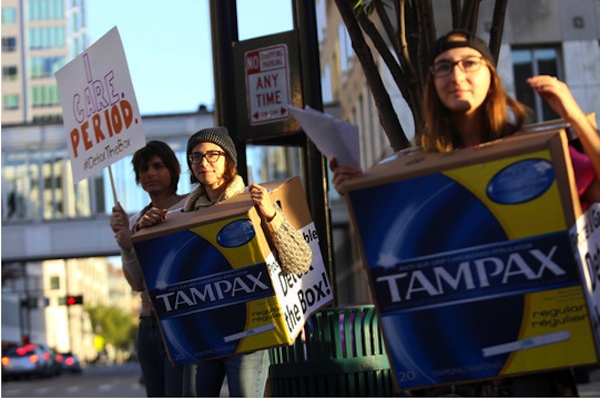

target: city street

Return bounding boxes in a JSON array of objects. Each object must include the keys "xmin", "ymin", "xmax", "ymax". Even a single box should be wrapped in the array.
[
  {"xmin": 1, "ymin": 362, "xmax": 145, "ymax": 398},
  {"xmin": 579, "ymin": 367, "xmax": 600, "ymax": 397},
  {"xmin": 1, "ymin": 362, "xmax": 231, "ymax": 398},
  {"xmin": 2, "ymin": 361, "xmax": 599, "ymax": 397}
]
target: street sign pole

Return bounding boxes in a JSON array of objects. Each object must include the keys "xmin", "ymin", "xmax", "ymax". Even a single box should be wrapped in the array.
[{"xmin": 292, "ymin": 0, "xmax": 336, "ymax": 304}]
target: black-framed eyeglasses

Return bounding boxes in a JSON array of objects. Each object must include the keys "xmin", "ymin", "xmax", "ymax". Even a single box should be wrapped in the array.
[
  {"xmin": 430, "ymin": 56, "xmax": 485, "ymax": 77},
  {"xmin": 188, "ymin": 151, "xmax": 225, "ymax": 165}
]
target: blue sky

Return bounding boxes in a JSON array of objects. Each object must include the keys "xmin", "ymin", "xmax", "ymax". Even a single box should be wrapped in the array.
[{"xmin": 86, "ymin": 0, "xmax": 294, "ymax": 116}]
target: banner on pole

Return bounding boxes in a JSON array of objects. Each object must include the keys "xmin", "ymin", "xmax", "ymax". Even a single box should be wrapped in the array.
[{"xmin": 55, "ymin": 26, "xmax": 146, "ymax": 183}]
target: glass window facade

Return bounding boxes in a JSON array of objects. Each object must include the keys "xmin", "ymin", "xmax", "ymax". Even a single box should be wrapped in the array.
[
  {"xmin": 2, "ymin": 137, "xmax": 196, "ymax": 221},
  {"xmin": 31, "ymin": 84, "xmax": 60, "ymax": 107},
  {"xmin": 28, "ymin": 27, "xmax": 66, "ymax": 50},
  {"xmin": 30, "ymin": 56, "xmax": 67, "ymax": 79},
  {"xmin": 27, "ymin": 0, "xmax": 64, "ymax": 21}
]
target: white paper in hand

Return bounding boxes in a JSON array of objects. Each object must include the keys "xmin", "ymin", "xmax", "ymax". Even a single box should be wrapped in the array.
[{"xmin": 288, "ymin": 105, "xmax": 362, "ymax": 172}]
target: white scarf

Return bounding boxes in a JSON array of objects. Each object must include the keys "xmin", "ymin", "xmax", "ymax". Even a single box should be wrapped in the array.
[{"xmin": 183, "ymin": 175, "xmax": 245, "ymax": 212}]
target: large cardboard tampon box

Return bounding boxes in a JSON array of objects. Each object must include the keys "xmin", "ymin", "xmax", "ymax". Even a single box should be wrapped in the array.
[
  {"xmin": 131, "ymin": 176, "xmax": 333, "ymax": 364},
  {"xmin": 344, "ymin": 129, "xmax": 600, "ymax": 390}
]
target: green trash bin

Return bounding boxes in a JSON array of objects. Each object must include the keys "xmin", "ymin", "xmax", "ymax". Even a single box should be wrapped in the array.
[{"xmin": 268, "ymin": 305, "xmax": 400, "ymax": 396}]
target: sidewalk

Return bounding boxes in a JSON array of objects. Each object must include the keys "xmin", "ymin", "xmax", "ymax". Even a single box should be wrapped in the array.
[{"xmin": 577, "ymin": 367, "xmax": 600, "ymax": 397}]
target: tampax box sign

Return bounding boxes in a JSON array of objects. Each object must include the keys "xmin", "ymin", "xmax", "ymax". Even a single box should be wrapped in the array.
[
  {"xmin": 131, "ymin": 177, "xmax": 333, "ymax": 364},
  {"xmin": 344, "ymin": 129, "xmax": 600, "ymax": 390}
]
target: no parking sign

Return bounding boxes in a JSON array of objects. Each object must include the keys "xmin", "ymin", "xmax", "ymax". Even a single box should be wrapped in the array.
[
  {"xmin": 233, "ymin": 30, "xmax": 303, "ymax": 141},
  {"xmin": 245, "ymin": 44, "xmax": 291, "ymax": 125}
]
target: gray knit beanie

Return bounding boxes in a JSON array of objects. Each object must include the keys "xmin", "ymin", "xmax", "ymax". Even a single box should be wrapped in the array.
[{"xmin": 186, "ymin": 126, "xmax": 238, "ymax": 169}]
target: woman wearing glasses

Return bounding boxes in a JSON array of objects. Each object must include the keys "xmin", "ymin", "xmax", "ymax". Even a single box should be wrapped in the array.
[
  {"xmin": 332, "ymin": 30, "xmax": 600, "ymax": 208},
  {"xmin": 140, "ymin": 126, "xmax": 312, "ymax": 397},
  {"xmin": 330, "ymin": 30, "xmax": 600, "ymax": 396}
]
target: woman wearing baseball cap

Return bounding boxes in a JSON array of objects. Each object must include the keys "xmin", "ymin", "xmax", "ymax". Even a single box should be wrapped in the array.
[
  {"xmin": 330, "ymin": 30, "xmax": 599, "ymax": 396},
  {"xmin": 332, "ymin": 29, "xmax": 599, "ymax": 207}
]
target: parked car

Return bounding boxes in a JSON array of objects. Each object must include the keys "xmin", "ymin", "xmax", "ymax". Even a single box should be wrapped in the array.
[
  {"xmin": 55, "ymin": 352, "xmax": 82, "ymax": 374},
  {"xmin": 37, "ymin": 344, "xmax": 62, "ymax": 377},
  {"xmin": 1, "ymin": 344, "xmax": 52, "ymax": 380}
]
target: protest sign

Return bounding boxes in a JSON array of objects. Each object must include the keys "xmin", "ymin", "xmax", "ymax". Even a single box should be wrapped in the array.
[{"xmin": 55, "ymin": 26, "xmax": 145, "ymax": 184}]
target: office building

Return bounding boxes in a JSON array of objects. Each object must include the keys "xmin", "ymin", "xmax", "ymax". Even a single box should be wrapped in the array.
[{"xmin": 2, "ymin": 0, "xmax": 87, "ymax": 125}]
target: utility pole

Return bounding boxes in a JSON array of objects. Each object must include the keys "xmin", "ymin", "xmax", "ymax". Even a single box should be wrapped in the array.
[
  {"xmin": 291, "ymin": 0, "xmax": 335, "ymax": 299},
  {"xmin": 209, "ymin": 0, "xmax": 247, "ymax": 182}
]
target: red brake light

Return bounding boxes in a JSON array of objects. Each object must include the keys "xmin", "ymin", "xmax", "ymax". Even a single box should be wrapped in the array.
[
  {"xmin": 65, "ymin": 357, "xmax": 74, "ymax": 366},
  {"xmin": 55, "ymin": 354, "xmax": 63, "ymax": 362},
  {"xmin": 43, "ymin": 353, "xmax": 50, "ymax": 360}
]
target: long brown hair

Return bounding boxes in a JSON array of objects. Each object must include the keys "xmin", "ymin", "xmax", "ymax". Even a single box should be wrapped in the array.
[{"xmin": 419, "ymin": 54, "xmax": 529, "ymax": 152}]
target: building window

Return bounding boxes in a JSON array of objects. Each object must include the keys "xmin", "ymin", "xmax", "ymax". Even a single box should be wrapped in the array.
[
  {"xmin": 2, "ymin": 7, "xmax": 17, "ymax": 24},
  {"xmin": 2, "ymin": 66, "xmax": 18, "ymax": 82},
  {"xmin": 31, "ymin": 85, "xmax": 60, "ymax": 107},
  {"xmin": 321, "ymin": 63, "xmax": 333, "ymax": 103},
  {"xmin": 32, "ymin": 114, "xmax": 62, "ymax": 123},
  {"xmin": 49, "ymin": 276, "xmax": 60, "ymax": 290},
  {"xmin": 512, "ymin": 46, "xmax": 562, "ymax": 122},
  {"xmin": 3, "ymin": 94, "xmax": 19, "ymax": 110},
  {"xmin": 30, "ymin": 56, "xmax": 66, "ymax": 79},
  {"xmin": 28, "ymin": 27, "xmax": 66, "ymax": 50},
  {"xmin": 338, "ymin": 24, "xmax": 354, "ymax": 77},
  {"xmin": 27, "ymin": 0, "xmax": 64, "ymax": 21},
  {"xmin": 2, "ymin": 37, "xmax": 17, "ymax": 52}
]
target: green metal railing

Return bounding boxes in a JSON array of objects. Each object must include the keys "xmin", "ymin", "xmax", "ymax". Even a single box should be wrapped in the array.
[{"xmin": 269, "ymin": 305, "xmax": 400, "ymax": 397}]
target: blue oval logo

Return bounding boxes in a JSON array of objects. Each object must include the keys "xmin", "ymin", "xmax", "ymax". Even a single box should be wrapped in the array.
[
  {"xmin": 216, "ymin": 219, "xmax": 256, "ymax": 248},
  {"xmin": 486, "ymin": 159, "xmax": 555, "ymax": 204}
]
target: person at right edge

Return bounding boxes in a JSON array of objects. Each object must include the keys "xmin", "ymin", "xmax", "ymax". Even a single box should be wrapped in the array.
[
  {"xmin": 330, "ymin": 30, "xmax": 600, "ymax": 396},
  {"xmin": 137, "ymin": 126, "xmax": 313, "ymax": 397}
]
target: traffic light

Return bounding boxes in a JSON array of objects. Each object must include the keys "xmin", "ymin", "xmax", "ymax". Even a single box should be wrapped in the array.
[
  {"xmin": 20, "ymin": 297, "xmax": 38, "ymax": 309},
  {"xmin": 65, "ymin": 295, "xmax": 83, "ymax": 306}
]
